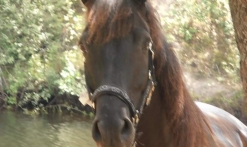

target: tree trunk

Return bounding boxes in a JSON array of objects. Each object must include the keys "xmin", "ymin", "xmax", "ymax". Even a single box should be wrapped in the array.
[
  {"xmin": 0, "ymin": 67, "xmax": 4, "ymax": 108},
  {"xmin": 229, "ymin": 0, "xmax": 247, "ymax": 104}
]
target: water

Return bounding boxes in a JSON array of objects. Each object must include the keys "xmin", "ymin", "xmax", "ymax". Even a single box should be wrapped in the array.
[{"xmin": 0, "ymin": 111, "xmax": 96, "ymax": 147}]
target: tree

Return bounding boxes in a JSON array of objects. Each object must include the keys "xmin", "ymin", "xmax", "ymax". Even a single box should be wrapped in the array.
[{"xmin": 229, "ymin": 0, "xmax": 247, "ymax": 104}]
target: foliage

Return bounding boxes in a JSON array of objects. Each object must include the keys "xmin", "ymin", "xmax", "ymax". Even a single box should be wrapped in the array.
[
  {"xmin": 157, "ymin": 0, "xmax": 239, "ymax": 84},
  {"xmin": 0, "ymin": 0, "xmax": 86, "ymax": 107}
]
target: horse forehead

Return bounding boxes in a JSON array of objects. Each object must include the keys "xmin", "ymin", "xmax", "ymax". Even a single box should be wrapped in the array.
[
  {"xmin": 100, "ymin": 0, "xmax": 123, "ymax": 6},
  {"xmin": 91, "ymin": 0, "xmax": 130, "ymax": 11}
]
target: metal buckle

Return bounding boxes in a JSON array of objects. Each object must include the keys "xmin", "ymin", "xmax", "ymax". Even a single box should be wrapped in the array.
[
  {"xmin": 132, "ymin": 110, "xmax": 140, "ymax": 126},
  {"xmin": 149, "ymin": 41, "xmax": 154, "ymax": 60},
  {"xmin": 145, "ymin": 80, "xmax": 154, "ymax": 106}
]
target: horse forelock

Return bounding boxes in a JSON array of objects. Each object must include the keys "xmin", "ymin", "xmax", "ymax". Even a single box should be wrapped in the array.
[
  {"xmin": 85, "ymin": 0, "xmax": 134, "ymax": 44},
  {"xmin": 84, "ymin": 0, "xmax": 166, "ymax": 47}
]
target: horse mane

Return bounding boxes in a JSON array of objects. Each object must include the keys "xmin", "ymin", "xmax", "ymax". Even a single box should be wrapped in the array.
[
  {"xmin": 145, "ymin": 3, "xmax": 215, "ymax": 147},
  {"xmin": 80, "ymin": 0, "xmax": 215, "ymax": 146}
]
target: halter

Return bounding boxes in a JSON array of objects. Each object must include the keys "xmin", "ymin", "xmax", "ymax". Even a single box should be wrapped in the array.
[{"xmin": 86, "ymin": 41, "xmax": 156, "ymax": 126}]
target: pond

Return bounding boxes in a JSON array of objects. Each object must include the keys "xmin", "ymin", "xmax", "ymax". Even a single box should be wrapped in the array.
[{"xmin": 0, "ymin": 111, "xmax": 96, "ymax": 147}]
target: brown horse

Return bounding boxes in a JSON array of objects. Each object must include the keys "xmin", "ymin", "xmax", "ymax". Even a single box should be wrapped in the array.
[{"xmin": 79, "ymin": 0, "xmax": 247, "ymax": 146}]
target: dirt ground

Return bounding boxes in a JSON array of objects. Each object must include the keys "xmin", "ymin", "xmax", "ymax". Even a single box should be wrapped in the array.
[{"xmin": 184, "ymin": 71, "xmax": 241, "ymax": 99}]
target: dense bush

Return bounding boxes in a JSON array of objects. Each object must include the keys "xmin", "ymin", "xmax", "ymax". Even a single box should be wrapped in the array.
[{"xmin": 0, "ymin": 0, "xmax": 86, "ymax": 109}]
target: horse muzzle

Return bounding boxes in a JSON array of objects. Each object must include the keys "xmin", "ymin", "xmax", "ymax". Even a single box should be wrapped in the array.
[{"xmin": 92, "ymin": 95, "xmax": 136, "ymax": 147}]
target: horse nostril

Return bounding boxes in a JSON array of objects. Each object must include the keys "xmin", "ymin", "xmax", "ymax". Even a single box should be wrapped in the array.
[
  {"xmin": 92, "ymin": 118, "xmax": 134, "ymax": 143},
  {"xmin": 92, "ymin": 121, "xmax": 101, "ymax": 142},
  {"xmin": 121, "ymin": 118, "xmax": 133, "ymax": 139}
]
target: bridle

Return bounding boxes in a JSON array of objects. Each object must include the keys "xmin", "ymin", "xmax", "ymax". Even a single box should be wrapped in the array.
[{"xmin": 86, "ymin": 41, "xmax": 156, "ymax": 127}]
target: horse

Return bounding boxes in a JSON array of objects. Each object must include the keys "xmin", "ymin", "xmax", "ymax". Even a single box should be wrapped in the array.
[{"xmin": 79, "ymin": 0, "xmax": 247, "ymax": 146}]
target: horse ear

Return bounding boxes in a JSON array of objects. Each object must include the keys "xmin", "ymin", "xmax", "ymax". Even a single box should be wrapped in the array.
[
  {"xmin": 133, "ymin": 0, "xmax": 147, "ymax": 6},
  {"xmin": 81, "ymin": 0, "xmax": 95, "ymax": 9},
  {"xmin": 81, "ymin": 0, "xmax": 90, "ymax": 5}
]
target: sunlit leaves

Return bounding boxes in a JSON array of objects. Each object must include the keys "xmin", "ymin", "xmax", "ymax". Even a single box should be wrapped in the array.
[
  {"xmin": 1, "ymin": 0, "xmax": 85, "ymax": 106},
  {"xmin": 158, "ymin": 0, "xmax": 239, "ymax": 83}
]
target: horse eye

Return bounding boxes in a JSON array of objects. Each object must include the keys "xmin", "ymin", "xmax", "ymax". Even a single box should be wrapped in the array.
[
  {"xmin": 142, "ymin": 41, "xmax": 148, "ymax": 51},
  {"xmin": 80, "ymin": 42, "xmax": 89, "ymax": 55},
  {"xmin": 81, "ymin": 48, "xmax": 87, "ymax": 55}
]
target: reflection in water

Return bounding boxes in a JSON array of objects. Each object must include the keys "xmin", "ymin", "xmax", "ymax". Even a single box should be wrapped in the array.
[{"xmin": 0, "ymin": 111, "xmax": 96, "ymax": 147}]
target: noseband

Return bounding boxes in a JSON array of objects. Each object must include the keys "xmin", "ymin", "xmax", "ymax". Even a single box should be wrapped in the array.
[{"xmin": 87, "ymin": 42, "xmax": 156, "ymax": 126}]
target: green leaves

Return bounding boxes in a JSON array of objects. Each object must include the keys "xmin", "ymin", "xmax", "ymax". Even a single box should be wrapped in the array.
[
  {"xmin": 159, "ymin": 0, "xmax": 238, "ymax": 82},
  {"xmin": 1, "ymin": 0, "xmax": 85, "ymax": 107}
]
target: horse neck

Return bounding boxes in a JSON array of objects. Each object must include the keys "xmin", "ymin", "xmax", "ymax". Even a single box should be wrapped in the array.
[{"xmin": 136, "ymin": 80, "xmax": 218, "ymax": 147}]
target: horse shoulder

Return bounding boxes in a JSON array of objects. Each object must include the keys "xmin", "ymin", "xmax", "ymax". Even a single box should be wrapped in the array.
[{"xmin": 195, "ymin": 101, "xmax": 247, "ymax": 147}]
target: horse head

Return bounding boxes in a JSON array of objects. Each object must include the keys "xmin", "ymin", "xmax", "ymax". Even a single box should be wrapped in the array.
[{"xmin": 79, "ymin": 0, "xmax": 156, "ymax": 146}]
